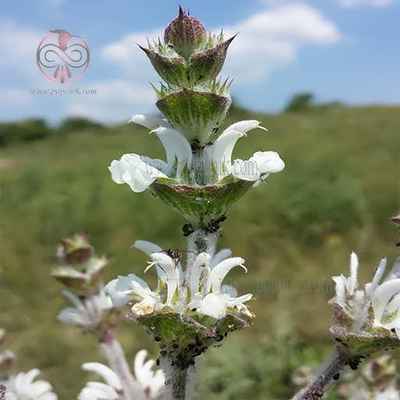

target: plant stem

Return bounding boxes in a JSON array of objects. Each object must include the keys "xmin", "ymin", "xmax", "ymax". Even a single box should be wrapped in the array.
[
  {"xmin": 160, "ymin": 355, "xmax": 195, "ymax": 400},
  {"xmin": 163, "ymin": 228, "xmax": 217, "ymax": 400},
  {"xmin": 186, "ymin": 229, "xmax": 218, "ymax": 264},
  {"xmin": 100, "ymin": 330, "xmax": 145, "ymax": 400},
  {"xmin": 292, "ymin": 350, "xmax": 348, "ymax": 400}
]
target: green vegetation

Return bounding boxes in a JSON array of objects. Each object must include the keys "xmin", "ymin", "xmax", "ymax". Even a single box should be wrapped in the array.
[
  {"xmin": 0, "ymin": 105, "xmax": 399, "ymax": 399},
  {"xmin": 284, "ymin": 92, "xmax": 345, "ymax": 113}
]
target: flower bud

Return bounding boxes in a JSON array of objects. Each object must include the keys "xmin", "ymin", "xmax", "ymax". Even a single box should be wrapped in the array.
[
  {"xmin": 57, "ymin": 233, "xmax": 93, "ymax": 265},
  {"xmin": 164, "ymin": 7, "xmax": 206, "ymax": 59},
  {"xmin": 189, "ymin": 35, "xmax": 236, "ymax": 84},
  {"xmin": 52, "ymin": 256, "xmax": 107, "ymax": 295},
  {"xmin": 139, "ymin": 46, "xmax": 187, "ymax": 86},
  {"xmin": 140, "ymin": 36, "xmax": 235, "ymax": 87},
  {"xmin": 0, "ymin": 350, "xmax": 15, "ymax": 372},
  {"xmin": 53, "ymin": 234, "xmax": 107, "ymax": 295}
]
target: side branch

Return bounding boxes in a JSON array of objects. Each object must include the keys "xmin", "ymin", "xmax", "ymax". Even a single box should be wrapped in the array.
[
  {"xmin": 100, "ymin": 330, "xmax": 145, "ymax": 400},
  {"xmin": 292, "ymin": 350, "xmax": 348, "ymax": 400}
]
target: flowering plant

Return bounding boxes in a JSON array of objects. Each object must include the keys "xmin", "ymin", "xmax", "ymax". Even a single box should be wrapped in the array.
[{"xmin": 3, "ymin": 7, "xmax": 400, "ymax": 400}]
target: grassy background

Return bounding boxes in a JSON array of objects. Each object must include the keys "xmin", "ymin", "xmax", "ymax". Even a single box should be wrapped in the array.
[{"xmin": 0, "ymin": 105, "xmax": 399, "ymax": 399}]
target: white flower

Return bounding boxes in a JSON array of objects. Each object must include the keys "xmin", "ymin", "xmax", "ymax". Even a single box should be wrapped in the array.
[
  {"xmin": 109, "ymin": 154, "xmax": 168, "ymax": 193},
  {"xmin": 376, "ymin": 387, "xmax": 400, "ymax": 400},
  {"xmin": 79, "ymin": 363, "xmax": 122, "ymax": 400},
  {"xmin": 332, "ymin": 252, "xmax": 364, "ymax": 317},
  {"xmin": 332, "ymin": 252, "xmax": 400, "ymax": 337},
  {"xmin": 332, "ymin": 252, "xmax": 386, "ymax": 327},
  {"xmin": 134, "ymin": 350, "xmax": 164, "ymax": 398},
  {"xmin": 110, "ymin": 115, "xmax": 284, "ymax": 192},
  {"xmin": 372, "ymin": 277, "xmax": 400, "ymax": 336},
  {"xmin": 58, "ymin": 289, "xmax": 113, "ymax": 329},
  {"xmin": 79, "ymin": 351, "xmax": 164, "ymax": 400},
  {"xmin": 105, "ymin": 274, "xmax": 161, "ymax": 316},
  {"xmin": 145, "ymin": 252, "xmax": 182, "ymax": 306},
  {"xmin": 207, "ymin": 120, "xmax": 284, "ymax": 182},
  {"xmin": 5, "ymin": 369, "xmax": 57, "ymax": 400},
  {"xmin": 188, "ymin": 255, "xmax": 253, "ymax": 319},
  {"xmin": 106, "ymin": 239, "xmax": 252, "ymax": 320}
]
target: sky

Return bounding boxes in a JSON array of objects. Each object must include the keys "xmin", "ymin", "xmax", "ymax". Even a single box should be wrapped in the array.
[{"xmin": 0, "ymin": 0, "xmax": 399, "ymax": 123}]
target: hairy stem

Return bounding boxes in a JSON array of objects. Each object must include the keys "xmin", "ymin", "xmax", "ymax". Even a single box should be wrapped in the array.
[
  {"xmin": 160, "ymin": 355, "xmax": 196, "ymax": 400},
  {"xmin": 100, "ymin": 330, "xmax": 144, "ymax": 400},
  {"xmin": 292, "ymin": 350, "xmax": 348, "ymax": 400},
  {"xmin": 166, "ymin": 228, "xmax": 217, "ymax": 400},
  {"xmin": 187, "ymin": 229, "xmax": 218, "ymax": 263}
]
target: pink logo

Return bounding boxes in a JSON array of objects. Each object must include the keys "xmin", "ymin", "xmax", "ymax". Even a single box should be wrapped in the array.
[{"xmin": 36, "ymin": 30, "xmax": 90, "ymax": 84}]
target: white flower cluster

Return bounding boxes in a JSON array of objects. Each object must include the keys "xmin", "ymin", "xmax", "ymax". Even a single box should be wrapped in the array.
[
  {"xmin": 3, "ymin": 369, "xmax": 57, "ymax": 400},
  {"xmin": 109, "ymin": 115, "xmax": 285, "ymax": 192},
  {"xmin": 105, "ymin": 240, "xmax": 253, "ymax": 320},
  {"xmin": 332, "ymin": 253, "xmax": 400, "ymax": 336},
  {"xmin": 79, "ymin": 350, "xmax": 164, "ymax": 400},
  {"xmin": 57, "ymin": 289, "xmax": 113, "ymax": 329}
]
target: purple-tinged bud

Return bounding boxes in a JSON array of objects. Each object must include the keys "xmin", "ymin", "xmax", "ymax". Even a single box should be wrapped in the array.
[
  {"xmin": 190, "ymin": 35, "xmax": 236, "ymax": 84},
  {"xmin": 139, "ymin": 45, "xmax": 187, "ymax": 86},
  {"xmin": 57, "ymin": 233, "xmax": 93, "ymax": 265},
  {"xmin": 52, "ymin": 256, "xmax": 107, "ymax": 295},
  {"xmin": 164, "ymin": 6, "xmax": 206, "ymax": 59}
]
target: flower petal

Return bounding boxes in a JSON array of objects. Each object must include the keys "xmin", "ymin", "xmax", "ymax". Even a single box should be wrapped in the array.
[
  {"xmin": 372, "ymin": 279, "xmax": 400, "ymax": 324},
  {"xmin": 221, "ymin": 284, "xmax": 238, "ymax": 298},
  {"xmin": 82, "ymin": 363, "xmax": 122, "ymax": 391},
  {"xmin": 133, "ymin": 240, "xmax": 162, "ymax": 255},
  {"xmin": 348, "ymin": 252, "xmax": 359, "ymax": 295},
  {"xmin": 366, "ymin": 258, "xmax": 387, "ymax": 297},
  {"xmin": 387, "ymin": 257, "xmax": 400, "ymax": 281},
  {"xmin": 57, "ymin": 307, "xmax": 88, "ymax": 326},
  {"xmin": 210, "ymin": 121, "xmax": 268, "ymax": 180},
  {"xmin": 109, "ymin": 154, "xmax": 167, "ymax": 193},
  {"xmin": 209, "ymin": 130, "xmax": 244, "ymax": 179},
  {"xmin": 223, "ymin": 120, "xmax": 267, "ymax": 136},
  {"xmin": 148, "ymin": 253, "xmax": 179, "ymax": 305},
  {"xmin": 134, "ymin": 240, "xmax": 168, "ymax": 283},
  {"xmin": 251, "ymin": 151, "xmax": 285, "ymax": 175},
  {"xmin": 129, "ymin": 113, "xmax": 169, "ymax": 129},
  {"xmin": 208, "ymin": 257, "xmax": 246, "ymax": 293},
  {"xmin": 189, "ymin": 252, "xmax": 211, "ymax": 297},
  {"xmin": 105, "ymin": 274, "xmax": 154, "ymax": 307},
  {"xmin": 151, "ymin": 127, "xmax": 192, "ymax": 175},
  {"xmin": 211, "ymin": 249, "xmax": 232, "ymax": 268},
  {"xmin": 198, "ymin": 293, "xmax": 228, "ymax": 319},
  {"xmin": 231, "ymin": 159, "xmax": 260, "ymax": 181}
]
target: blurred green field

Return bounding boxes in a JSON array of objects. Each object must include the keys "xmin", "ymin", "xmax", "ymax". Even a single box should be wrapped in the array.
[{"xmin": 0, "ymin": 105, "xmax": 399, "ymax": 399}]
